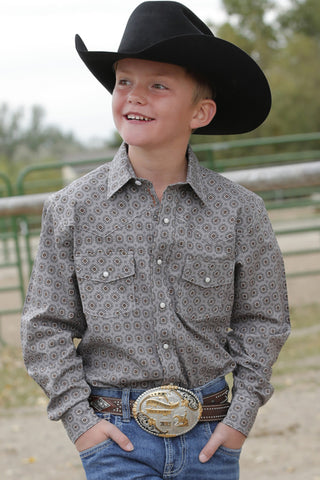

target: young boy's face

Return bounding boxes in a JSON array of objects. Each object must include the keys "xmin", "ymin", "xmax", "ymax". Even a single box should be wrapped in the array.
[{"xmin": 112, "ymin": 58, "xmax": 205, "ymax": 151}]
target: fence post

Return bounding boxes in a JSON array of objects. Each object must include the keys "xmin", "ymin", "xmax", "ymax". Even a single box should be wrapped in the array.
[{"xmin": 0, "ymin": 173, "xmax": 25, "ymax": 345}]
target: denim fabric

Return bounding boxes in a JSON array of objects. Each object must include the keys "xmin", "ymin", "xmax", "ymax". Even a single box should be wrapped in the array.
[{"xmin": 80, "ymin": 378, "xmax": 241, "ymax": 480}]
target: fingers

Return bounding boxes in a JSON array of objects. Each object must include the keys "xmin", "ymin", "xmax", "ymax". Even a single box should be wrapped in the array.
[
  {"xmin": 199, "ymin": 432, "xmax": 221, "ymax": 463},
  {"xmin": 199, "ymin": 423, "xmax": 246, "ymax": 463},
  {"xmin": 106, "ymin": 421, "xmax": 134, "ymax": 451},
  {"xmin": 75, "ymin": 420, "xmax": 134, "ymax": 452}
]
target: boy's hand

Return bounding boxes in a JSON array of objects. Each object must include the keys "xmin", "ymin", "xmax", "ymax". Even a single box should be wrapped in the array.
[
  {"xmin": 75, "ymin": 419, "xmax": 134, "ymax": 452},
  {"xmin": 199, "ymin": 422, "xmax": 246, "ymax": 463}
]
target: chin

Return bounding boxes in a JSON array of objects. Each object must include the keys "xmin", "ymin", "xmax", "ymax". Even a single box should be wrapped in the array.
[{"xmin": 121, "ymin": 133, "xmax": 154, "ymax": 149}]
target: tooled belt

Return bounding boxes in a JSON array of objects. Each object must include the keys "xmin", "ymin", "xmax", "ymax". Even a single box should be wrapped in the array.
[{"xmin": 89, "ymin": 385, "xmax": 230, "ymax": 437}]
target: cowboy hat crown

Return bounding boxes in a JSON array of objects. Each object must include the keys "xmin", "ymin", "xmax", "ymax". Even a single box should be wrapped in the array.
[{"xmin": 75, "ymin": 1, "xmax": 271, "ymax": 135}]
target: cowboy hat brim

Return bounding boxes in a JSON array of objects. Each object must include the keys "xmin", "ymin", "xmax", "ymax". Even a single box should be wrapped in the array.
[{"xmin": 75, "ymin": 33, "xmax": 271, "ymax": 135}]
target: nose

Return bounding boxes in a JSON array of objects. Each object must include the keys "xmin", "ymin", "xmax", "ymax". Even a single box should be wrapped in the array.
[{"xmin": 128, "ymin": 86, "xmax": 147, "ymax": 105}]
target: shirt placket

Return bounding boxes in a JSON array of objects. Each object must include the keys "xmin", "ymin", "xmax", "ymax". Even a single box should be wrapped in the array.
[{"xmin": 151, "ymin": 188, "xmax": 178, "ymax": 383}]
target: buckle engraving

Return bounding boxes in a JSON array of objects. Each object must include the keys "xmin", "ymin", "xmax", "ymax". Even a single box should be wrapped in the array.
[
  {"xmin": 133, "ymin": 385, "xmax": 202, "ymax": 437},
  {"xmin": 90, "ymin": 397, "xmax": 113, "ymax": 412}
]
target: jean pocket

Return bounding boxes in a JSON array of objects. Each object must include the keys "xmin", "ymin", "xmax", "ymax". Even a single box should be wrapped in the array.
[
  {"xmin": 79, "ymin": 438, "xmax": 114, "ymax": 459},
  {"xmin": 79, "ymin": 413, "xmax": 123, "ymax": 459},
  {"xmin": 218, "ymin": 445, "xmax": 242, "ymax": 457},
  {"xmin": 201, "ymin": 420, "xmax": 219, "ymax": 440},
  {"xmin": 204, "ymin": 421, "xmax": 242, "ymax": 457}
]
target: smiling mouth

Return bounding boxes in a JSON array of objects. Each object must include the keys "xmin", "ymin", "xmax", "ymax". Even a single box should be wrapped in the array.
[{"xmin": 126, "ymin": 114, "xmax": 154, "ymax": 122}]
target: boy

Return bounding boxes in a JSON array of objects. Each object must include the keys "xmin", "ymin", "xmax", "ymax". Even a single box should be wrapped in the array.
[{"xmin": 21, "ymin": 2, "xmax": 290, "ymax": 479}]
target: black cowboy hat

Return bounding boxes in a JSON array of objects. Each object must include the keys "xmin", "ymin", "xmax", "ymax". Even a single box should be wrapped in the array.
[{"xmin": 75, "ymin": 1, "xmax": 271, "ymax": 135}]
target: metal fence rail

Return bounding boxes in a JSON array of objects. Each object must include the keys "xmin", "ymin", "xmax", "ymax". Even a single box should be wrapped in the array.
[
  {"xmin": 0, "ymin": 161, "xmax": 320, "ymax": 217},
  {"xmin": 192, "ymin": 131, "xmax": 320, "ymax": 170}
]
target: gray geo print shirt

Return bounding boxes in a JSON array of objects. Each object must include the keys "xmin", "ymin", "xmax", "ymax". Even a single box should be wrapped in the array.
[{"xmin": 21, "ymin": 143, "xmax": 290, "ymax": 443}]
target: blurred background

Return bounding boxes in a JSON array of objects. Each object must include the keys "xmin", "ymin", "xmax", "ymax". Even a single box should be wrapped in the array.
[{"xmin": 0, "ymin": 1, "xmax": 319, "ymax": 479}]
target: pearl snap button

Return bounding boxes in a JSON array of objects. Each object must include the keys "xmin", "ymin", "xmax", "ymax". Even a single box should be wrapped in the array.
[
  {"xmin": 205, "ymin": 277, "xmax": 211, "ymax": 283},
  {"xmin": 103, "ymin": 271, "xmax": 109, "ymax": 278},
  {"xmin": 135, "ymin": 180, "xmax": 142, "ymax": 186},
  {"xmin": 157, "ymin": 259, "xmax": 162, "ymax": 265},
  {"xmin": 163, "ymin": 218, "xmax": 169, "ymax": 224},
  {"xmin": 160, "ymin": 302, "xmax": 166, "ymax": 309},
  {"xmin": 163, "ymin": 343, "xmax": 169, "ymax": 350}
]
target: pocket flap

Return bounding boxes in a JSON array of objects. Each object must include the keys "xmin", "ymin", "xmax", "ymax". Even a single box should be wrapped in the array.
[
  {"xmin": 182, "ymin": 257, "xmax": 234, "ymax": 288},
  {"xmin": 75, "ymin": 250, "xmax": 135, "ymax": 283}
]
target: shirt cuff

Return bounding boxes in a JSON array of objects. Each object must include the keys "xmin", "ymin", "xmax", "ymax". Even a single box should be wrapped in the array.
[
  {"xmin": 221, "ymin": 392, "xmax": 263, "ymax": 437},
  {"xmin": 60, "ymin": 400, "xmax": 101, "ymax": 444}
]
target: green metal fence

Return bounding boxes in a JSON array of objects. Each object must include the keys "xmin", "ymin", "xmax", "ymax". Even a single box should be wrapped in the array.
[
  {"xmin": 192, "ymin": 131, "xmax": 320, "ymax": 170},
  {"xmin": 192, "ymin": 132, "xmax": 320, "ymax": 210},
  {"xmin": 0, "ymin": 173, "xmax": 25, "ymax": 326},
  {"xmin": 16, "ymin": 156, "xmax": 113, "ymax": 275}
]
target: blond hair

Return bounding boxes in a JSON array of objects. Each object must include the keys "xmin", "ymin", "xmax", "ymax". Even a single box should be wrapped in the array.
[{"xmin": 186, "ymin": 68, "xmax": 216, "ymax": 104}]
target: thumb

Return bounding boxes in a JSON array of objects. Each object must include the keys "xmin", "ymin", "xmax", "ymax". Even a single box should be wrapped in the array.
[
  {"xmin": 107, "ymin": 422, "xmax": 134, "ymax": 452},
  {"xmin": 199, "ymin": 433, "xmax": 221, "ymax": 463}
]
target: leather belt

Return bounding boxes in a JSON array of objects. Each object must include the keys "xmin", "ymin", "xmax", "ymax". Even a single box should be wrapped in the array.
[{"xmin": 89, "ymin": 386, "xmax": 230, "ymax": 425}]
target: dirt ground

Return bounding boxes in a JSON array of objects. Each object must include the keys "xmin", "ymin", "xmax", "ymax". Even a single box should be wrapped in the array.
[{"xmin": 1, "ymin": 372, "xmax": 319, "ymax": 480}]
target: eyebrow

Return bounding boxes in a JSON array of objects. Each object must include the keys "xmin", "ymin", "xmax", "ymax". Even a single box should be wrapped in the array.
[
  {"xmin": 114, "ymin": 63, "xmax": 181, "ymax": 78},
  {"xmin": 116, "ymin": 68, "xmax": 172, "ymax": 78}
]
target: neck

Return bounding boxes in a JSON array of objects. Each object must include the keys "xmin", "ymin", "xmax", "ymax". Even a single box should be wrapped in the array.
[{"xmin": 128, "ymin": 144, "xmax": 189, "ymax": 201}]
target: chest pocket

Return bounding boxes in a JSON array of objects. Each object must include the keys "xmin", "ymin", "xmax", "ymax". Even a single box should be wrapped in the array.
[
  {"xmin": 175, "ymin": 256, "xmax": 234, "ymax": 321},
  {"xmin": 75, "ymin": 250, "xmax": 136, "ymax": 318}
]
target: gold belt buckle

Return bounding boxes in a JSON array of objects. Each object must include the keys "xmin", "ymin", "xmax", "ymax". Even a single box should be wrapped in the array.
[{"xmin": 132, "ymin": 385, "xmax": 202, "ymax": 437}]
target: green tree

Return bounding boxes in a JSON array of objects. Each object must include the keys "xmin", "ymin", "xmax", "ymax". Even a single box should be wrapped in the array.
[
  {"xmin": 0, "ymin": 103, "xmax": 24, "ymax": 159},
  {"xmin": 279, "ymin": 0, "xmax": 320, "ymax": 40},
  {"xmin": 217, "ymin": 0, "xmax": 277, "ymax": 68},
  {"xmin": 267, "ymin": 33, "xmax": 320, "ymax": 136},
  {"xmin": 0, "ymin": 103, "xmax": 83, "ymax": 163},
  {"xmin": 268, "ymin": 0, "xmax": 320, "ymax": 135},
  {"xmin": 192, "ymin": 0, "xmax": 320, "ymax": 156}
]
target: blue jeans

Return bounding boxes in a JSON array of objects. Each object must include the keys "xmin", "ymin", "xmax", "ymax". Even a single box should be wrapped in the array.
[{"xmin": 80, "ymin": 377, "xmax": 241, "ymax": 480}]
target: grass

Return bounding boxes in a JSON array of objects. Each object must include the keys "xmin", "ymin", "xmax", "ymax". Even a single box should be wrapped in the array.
[
  {"xmin": 288, "ymin": 303, "xmax": 320, "ymax": 329},
  {"xmin": 0, "ymin": 345, "xmax": 46, "ymax": 409},
  {"xmin": 272, "ymin": 303, "xmax": 320, "ymax": 384},
  {"xmin": 0, "ymin": 303, "xmax": 319, "ymax": 409}
]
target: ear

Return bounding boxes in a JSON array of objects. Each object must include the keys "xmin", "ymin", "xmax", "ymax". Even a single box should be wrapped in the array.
[{"xmin": 190, "ymin": 99, "xmax": 216, "ymax": 130}]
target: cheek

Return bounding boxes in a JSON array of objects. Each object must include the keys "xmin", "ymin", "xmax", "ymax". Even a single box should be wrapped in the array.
[
  {"xmin": 111, "ymin": 94, "xmax": 118, "ymax": 115},
  {"xmin": 111, "ymin": 92, "xmax": 123, "ymax": 118},
  {"xmin": 111, "ymin": 98, "xmax": 125, "ymax": 132}
]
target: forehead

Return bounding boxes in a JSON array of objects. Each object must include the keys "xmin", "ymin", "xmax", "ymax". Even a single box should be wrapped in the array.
[{"xmin": 115, "ymin": 58, "xmax": 189, "ymax": 79}]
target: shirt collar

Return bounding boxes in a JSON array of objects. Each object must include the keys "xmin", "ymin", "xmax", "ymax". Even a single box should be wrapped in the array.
[
  {"xmin": 107, "ymin": 143, "xmax": 136, "ymax": 199},
  {"xmin": 107, "ymin": 142, "xmax": 208, "ymax": 205},
  {"xmin": 185, "ymin": 145, "xmax": 208, "ymax": 205}
]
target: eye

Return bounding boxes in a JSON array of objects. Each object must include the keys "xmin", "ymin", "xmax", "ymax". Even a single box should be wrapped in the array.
[
  {"xmin": 117, "ymin": 78, "xmax": 131, "ymax": 87},
  {"xmin": 152, "ymin": 83, "xmax": 168, "ymax": 90}
]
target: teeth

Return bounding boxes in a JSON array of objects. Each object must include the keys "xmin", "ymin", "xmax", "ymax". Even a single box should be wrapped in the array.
[{"xmin": 127, "ymin": 114, "xmax": 152, "ymax": 121}]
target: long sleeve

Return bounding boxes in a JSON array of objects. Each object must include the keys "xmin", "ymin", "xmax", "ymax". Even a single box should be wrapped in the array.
[
  {"xmin": 21, "ymin": 196, "xmax": 100, "ymax": 443},
  {"xmin": 222, "ymin": 196, "xmax": 290, "ymax": 435}
]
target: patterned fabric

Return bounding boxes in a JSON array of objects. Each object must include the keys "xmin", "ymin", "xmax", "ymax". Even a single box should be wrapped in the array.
[{"xmin": 21, "ymin": 143, "xmax": 290, "ymax": 443}]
